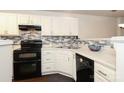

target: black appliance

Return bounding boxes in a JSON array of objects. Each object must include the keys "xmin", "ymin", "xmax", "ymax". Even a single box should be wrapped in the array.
[
  {"xmin": 21, "ymin": 40, "xmax": 42, "ymax": 50},
  {"xmin": 76, "ymin": 53, "xmax": 94, "ymax": 82},
  {"xmin": 13, "ymin": 40, "xmax": 42, "ymax": 80},
  {"xmin": 14, "ymin": 49, "xmax": 41, "ymax": 62},
  {"xmin": 19, "ymin": 25, "xmax": 41, "ymax": 31}
]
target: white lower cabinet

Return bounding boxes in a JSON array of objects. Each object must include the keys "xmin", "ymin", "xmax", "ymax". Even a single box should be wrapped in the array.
[
  {"xmin": 55, "ymin": 51, "xmax": 73, "ymax": 77},
  {"xmin": 42, "ymin": 49, "xmax": 76, "ymax": 80},
  {"xmin": 0, "ymin": 45, "xmax": 13, "ymax": 82},
  {"xmin": 95, "ymin": 72, "xmax": 109, "ymax": 82},
  {"xmin": 94, "ymin": 62, "xmax": 116, "ymax": 82},
  {"xmin": 42, "ymin": 50, "xmax": 56, "ymax": 75},
  {"xmin": 42, "ymin": 63, "xmax": 55, "ymax": 74}
]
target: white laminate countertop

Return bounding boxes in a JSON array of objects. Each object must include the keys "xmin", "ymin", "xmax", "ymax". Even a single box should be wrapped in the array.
[
  {"xmin": 0, "ymin": 40, "xmax": 13, "ymax": 45},
  {"xmin": 72, "ymin": 46, "xmax": 116, "ymax": 70},
  {"xmin": 42, "ymin": 46, "xmax": 116, "ymax": 70}
]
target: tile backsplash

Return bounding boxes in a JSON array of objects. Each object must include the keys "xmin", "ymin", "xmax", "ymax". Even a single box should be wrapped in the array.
[
  {"xmin": 0, "ymin": 29, "xmax": 41, "ymax": 44},
  {"xmin": 0, "ymin": 36, "xmax": 21, "ymax": 44},
  {"xmin": 41, "ymin": 36, "xmax": 79, "ymax": 48},
  {"xmin": 20, "ymin": 31, "xmax": 41, "ymax": 40},
  {"xmin": 0, "ymin": 35, "xmax": 112, "ymax": 48}
]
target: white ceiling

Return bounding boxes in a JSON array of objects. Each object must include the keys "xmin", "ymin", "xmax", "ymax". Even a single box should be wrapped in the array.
[{"xmin": 47, "ymin": 10, "xmax": 124, "ymax": 17}]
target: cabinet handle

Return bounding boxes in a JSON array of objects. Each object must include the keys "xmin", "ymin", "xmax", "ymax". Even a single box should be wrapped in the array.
[
  {"xmin": 46, "ymin": 59, "xmax": 50, "ymax": 60},
  {"xmin": 68, "ymin": 58, "xmax": 69, "ymax": 62},
  {"xmin": 98, "ymin": 70, "xmax": 107, "ymax": 76},
  {"xmin": 73, "ymin": 54, "xmax": 75, "ymax": 59},
  {"xmin": 46, "ymin": 52, "xmax": 51, "ymax": 54},
  {"xmin": 46, "ymin": 67, "xmax": 51, "ymax": 69}
]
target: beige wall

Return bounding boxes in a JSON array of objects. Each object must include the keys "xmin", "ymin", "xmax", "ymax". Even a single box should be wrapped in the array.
[
  {"xmin": 78, "ymin": 15, "xmax": 118, "ymax": 39},
  {"xmin": 0, "ymin": 10, "xmax": 118, "ymax": 39}
]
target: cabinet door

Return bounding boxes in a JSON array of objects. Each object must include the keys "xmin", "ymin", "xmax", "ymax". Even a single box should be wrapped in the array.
[
  {"xmin": 56, "ymin": 51, "xmax": 73, "ymax": 76},
  {"xmin": 56, "ymin": 52, "xmax": 68, "ymax": 73},
  {"xmin": 41, "ymin": 16, "xmax": 52, "ymax": 35},
  {"xmin": 52, "ymin": 17, "xmax": 70, "ymax": 36},
  {"xmin": 42, "ymin": 63, "xmax": 55, "ymax": 73},
  {"xmin": 42, "ymin": 50, "xmax": 56, "ymax": 63},
  {"xmin": 6, "ymin": 14, "xmax": 19, "ymax": 35},
  {"xmin": 0, "ymin": 13, "xmax": 18, "ymax": 36},
  {"xmin": 69, "ymin": 18, "xmax": 79, "ymax": 36},
  {"xmin": 0, "ymin": 45, "xmax": 13, "ymax": 82},
  {"xmin": 17, "ymin": 14, "xmax": 30, "ymax": 25},
  {"xmin": 0, "ymin": 13, "xmax": 6, "ymax": 35},
  {"xmin": 29, "ymin": 15, "xmax": 41, "ymax": 25},
  {"xmin": 66, "ymin": 52, "xmax": 74, "ymax": 76},
  {"xmin": 70, "ymin": 53, "xmax": 76, "ymax": 80}
]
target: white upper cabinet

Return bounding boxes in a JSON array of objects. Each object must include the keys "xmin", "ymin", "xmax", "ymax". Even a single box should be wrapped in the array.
[
  {"xmin": 17, "ymin": 14, "xmax": 29, "ymax": 25},
  {"xmin": 52, "ymin": 17, "xmax": 79, "ymax": 36},
  {"xmin": 52, "ymin": 17, "xmax": 70, "ymax": 36},
  {"xmin": 69, "ymin": 18, "xmax": 79, "ymax": 36},
  {"xmin": 0, "ymin": 13, "xmax": 78, "ymax": 36},
  {"xmin": 0, "ymin": 13, "xmax": 6, "ymax": 35},
  {"xmin": 0, "ymin": 13, "xmax": 19, "ymax": 36},
  {"xmin": 17, "ymin": 15, "xmax": 79, "ymax": 36},
  {"xmin": 41, "ymin": 16, "xmax": 52, "ymax": 35},
  {"xmin": 5, "ymin": 14, "xmax": 19, "ymax": 35},
  {"xmin": 29, "ymin": 15, "xmax": 41, "ymax": 25},
  {"xmin": 17, "ymin": 14, "xmax": 41, "ymax": 25}
]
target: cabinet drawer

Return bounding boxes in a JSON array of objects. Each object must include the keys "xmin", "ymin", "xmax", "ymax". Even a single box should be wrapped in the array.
[
  {"xmin": 42, "ymin": 51, "xmax": 54, "ymax": 55},
  {"xmin": 42, "ymin": 55, "xmax": 55, "ymax": 63},
  {"xmin": 95, "ymin": 62, "xmax": 115, "ymax": 81},
  {"xmin": 42, "ymin": 51, "xmax": 56, "ymax": 63},
  {"xmin": 42, "ymin": 63, "xmax": 55, "ymax": 72},
  {"xmin": 95, "ymin": 72, "xmax": 109, "ymax": 82},
  {"xmin": 42, "ymin": 58, "xmax": 54, "ymax": 63}
]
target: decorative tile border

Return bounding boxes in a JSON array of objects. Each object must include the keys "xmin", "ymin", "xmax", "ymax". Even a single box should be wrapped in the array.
[{"xmin": 0, "ymin": 35, "xmax": 112, "ymax": 48}]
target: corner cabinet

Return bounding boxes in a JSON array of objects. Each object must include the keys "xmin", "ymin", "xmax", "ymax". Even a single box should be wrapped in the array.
[
  {"xmin": 0, "ymin": 13, "xmax": 19, "ymax": 36},
  {"xmin": 42, "ymin": 49, "xmax": 76, "ymax": 80},
  {"xmin": 55, "ymin": 50, "xmax": 76, "ymax": 80},
  {"xmin": 56, "ymin": 51, "xmax": 74, "ymax": 76}
]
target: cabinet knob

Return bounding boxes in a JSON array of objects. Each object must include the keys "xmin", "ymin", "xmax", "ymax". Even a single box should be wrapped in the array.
[{"xmin": 80, "ymin": 58, "xmax": 84, "ymax": 63}]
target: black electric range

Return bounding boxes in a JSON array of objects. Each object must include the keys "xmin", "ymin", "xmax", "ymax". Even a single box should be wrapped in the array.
[{"xmin": 13, "ymin": 40, "xmax": 42, "ymax": 80}]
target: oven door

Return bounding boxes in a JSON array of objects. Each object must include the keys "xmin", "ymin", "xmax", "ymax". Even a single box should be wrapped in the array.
[
  {"xmin": 14, "ymin": 50, "xmax": 41, "ymax": 61},
  {"xmin": 14, "ymin": 61, "xmax": 41, "ymax": 80}
]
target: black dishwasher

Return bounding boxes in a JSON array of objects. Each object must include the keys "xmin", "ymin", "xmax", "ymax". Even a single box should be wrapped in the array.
[{"xmin": 76, "ymin": 53, "xmax": 94, "ymax": 82}]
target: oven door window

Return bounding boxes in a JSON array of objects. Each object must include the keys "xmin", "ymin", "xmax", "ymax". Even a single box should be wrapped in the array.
[
  {"xmin": 20, "ymin": 63, "xmax": 37, "ymax": 74},
  {"xmin": 14, "ymin": 61, "xmax": 41, "ymax": 80},
  {"xmin": 19, "ymin": 53, "xmax": 37, "ymax": 59},
  {"xmin": 14, "ymin": 51, "xmax": 41, "ymax": 61}
]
